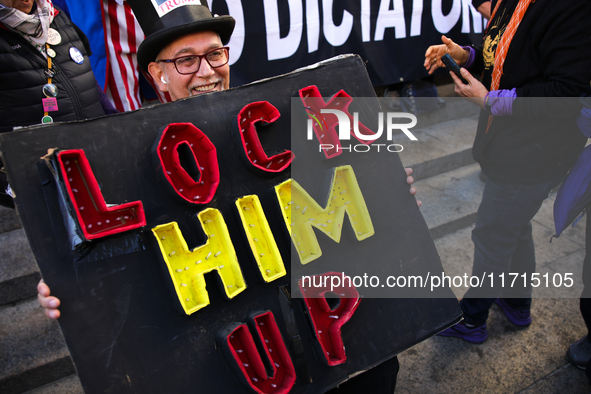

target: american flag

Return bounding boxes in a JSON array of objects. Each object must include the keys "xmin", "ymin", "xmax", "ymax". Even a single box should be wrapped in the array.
[{"xmin": 102, "ymin": 0, "xmax": 171, "ymax": 111}]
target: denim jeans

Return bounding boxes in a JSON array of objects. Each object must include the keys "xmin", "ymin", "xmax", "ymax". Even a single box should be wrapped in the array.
[{"xmin": 460, "ymin": 173, "xmax": 563, "ymax": 326}]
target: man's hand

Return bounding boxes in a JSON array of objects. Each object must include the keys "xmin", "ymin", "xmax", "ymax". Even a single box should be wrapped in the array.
[
  {"xmin": 405, "ymin": 167, "xmax": 422, "ymax": 208},
  {"xmin": 424, "ymin": 35, "xmax": 469, "ymax": 75},
  {"xmin": 37, "ymin": 279, "xmax": 60, "ymax": 320},
  {"xmin": 449, "ymin": 68, "xmax": 489, "ymax": 109}
]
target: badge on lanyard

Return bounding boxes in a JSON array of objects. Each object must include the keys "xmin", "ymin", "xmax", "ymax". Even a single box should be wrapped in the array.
[
  {"xmin": 44, "ymin": 68, "xmax": 56, "ymax": 78},
  {"xmin": 69, "ymin": 47, "xmax": 84, "ymax": 64},
  {"xmin": 43, "ymin": 83, "xmax": 58, "ymax": 98},
  {"xmin": 42, "ymin": 98, "xmax": 58, "ymax": 112},
  {"xmin": 42, "ymin": 43, "xmax": 59, "ymax": 122},
  {"xmin": 47, "ymin": 28, "xmax": 61, "ymax": 45}
]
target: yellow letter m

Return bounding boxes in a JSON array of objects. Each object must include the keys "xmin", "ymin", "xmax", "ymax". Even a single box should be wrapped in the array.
[{"xmin": 275, "ymin": 165, "xmax": 374, "ymax": 265}]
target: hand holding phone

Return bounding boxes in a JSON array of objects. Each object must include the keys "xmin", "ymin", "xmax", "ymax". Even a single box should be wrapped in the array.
[{"xmin": 441, "ymin": 54, "xmax": 469, "ymax": 84}]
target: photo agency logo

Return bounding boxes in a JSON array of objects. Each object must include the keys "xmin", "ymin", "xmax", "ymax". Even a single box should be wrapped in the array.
[{"xmin": 304, "ymin": 103, "xmax": 418, "ymax": 156}]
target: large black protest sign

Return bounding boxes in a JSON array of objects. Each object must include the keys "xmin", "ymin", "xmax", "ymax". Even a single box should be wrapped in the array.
[{"xmin": 0, "ymin": 55, "xmax": 460, "ymax": 393}]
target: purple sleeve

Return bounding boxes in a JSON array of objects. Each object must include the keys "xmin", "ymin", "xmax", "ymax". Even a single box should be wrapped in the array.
[
  {"xmin": 461, "ymin": 46, "xmax": 476, "ymax": 70},
  {"xmin": 96, "ymin": 81, "xmax": 119, "ymax": 115},
  {"xmin": 485, "ymin": 88, "xmax": 517, "ymax": 116}
]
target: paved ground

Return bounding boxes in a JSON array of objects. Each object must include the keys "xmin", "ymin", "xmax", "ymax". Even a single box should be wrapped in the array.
[{"xmin": 395, "ymin": 188, "xmax": 591, "ymax": 393}]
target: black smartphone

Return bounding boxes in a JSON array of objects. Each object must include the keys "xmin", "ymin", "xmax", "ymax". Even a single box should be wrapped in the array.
[{"xmin": 441, "ymin": 54, "xmax": 469, "ymax": 84}]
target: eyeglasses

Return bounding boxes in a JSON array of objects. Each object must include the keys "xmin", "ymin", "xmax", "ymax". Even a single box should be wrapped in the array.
[{"xmin": 157, "ymin": 47, "xmax": 229, "ymax": 75}]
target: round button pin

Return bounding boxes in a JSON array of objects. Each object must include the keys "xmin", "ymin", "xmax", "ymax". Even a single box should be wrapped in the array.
[
  {"xmin": 44, "ymin": 68, "xmax": 56, "ymax": 78},
  {"xmin": 41, "ymin": 115, "xmax": 53, "ymax": 124},
  {"xmin": 43, "ymin": 83, "xmax": 58, "ymax": 98},
  {"xmin": 46, "ymin": 47, "xmax": 56, "ymax": 58},
  {"xmin": 47, "ymin": 28, "xmax": 61, "ymax": 45},
  {"xmin": 69, "ymin": 47, "xmax": 84, "ymax": 64}
]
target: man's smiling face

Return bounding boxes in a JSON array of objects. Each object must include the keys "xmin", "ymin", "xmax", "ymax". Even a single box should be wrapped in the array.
[{"xmin": 149, "ymin": 30, "xmax": 230, "ymax": 101}]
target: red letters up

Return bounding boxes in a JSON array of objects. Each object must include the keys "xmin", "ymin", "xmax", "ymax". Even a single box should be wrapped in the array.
[
  {"xmin": 298, "ymin": 272, "xmax": 361, "ymax": 366},
  {"xmin": 217, "ymin": 311, "xmax": 296, "ymax": 393}
]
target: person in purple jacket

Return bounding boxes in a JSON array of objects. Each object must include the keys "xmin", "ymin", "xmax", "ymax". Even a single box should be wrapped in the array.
[{"xmin": 424, "ymin": 0, "xmax": 591, "ymax": 343}]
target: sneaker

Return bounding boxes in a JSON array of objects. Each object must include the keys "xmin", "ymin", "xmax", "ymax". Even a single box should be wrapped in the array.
[
  {"xmin": 494, "ymin": 298, "xmax": 532, "ymax": 327},
  {"xmin": 437, "ymin": 321, "xmax": 488, "ymax": 344},
  {"xmin": 567, "ymin": 335, "xmax": 591, "ymax": 370}
]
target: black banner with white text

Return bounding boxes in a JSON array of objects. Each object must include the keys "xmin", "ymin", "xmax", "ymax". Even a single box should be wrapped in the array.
[{"xmin": 210, "ymin": 0, "xmax": 485, "ymax": 86}]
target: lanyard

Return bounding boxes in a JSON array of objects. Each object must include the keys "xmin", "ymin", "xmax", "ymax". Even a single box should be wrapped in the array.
[{"xmin": 41, "ymin": 43, "xmax": 58, "ymax": 124}]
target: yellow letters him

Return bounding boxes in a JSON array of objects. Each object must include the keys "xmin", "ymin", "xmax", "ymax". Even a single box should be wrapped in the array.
[
  {"xmin": 275, "ymin": 165, "xmax": 374, "ymax": 265},
  {"xmin": 235, "ymin": 195, "xmax": 286, "ymax": 282},
  {"xmin": 152, "ymin": 208, "xmax": 247, "ymax": 315}
]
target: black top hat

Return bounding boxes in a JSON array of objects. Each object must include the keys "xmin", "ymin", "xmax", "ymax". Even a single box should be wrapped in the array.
[{"xmin": 127, "ymin": 0, "xmax": 235, "ymax": 72}]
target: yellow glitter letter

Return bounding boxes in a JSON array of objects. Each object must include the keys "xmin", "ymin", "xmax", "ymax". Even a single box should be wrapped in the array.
[
  {"xmin": 275, "ymin": 165, "xmax": 374, "ymax": 265},
  {"xmin": 235, "ymin": 195, "xmax": 286, "ymax": 282},
  {"xmin": 152, "ymin": 208, "xmax": 247, "ymax": 315}
]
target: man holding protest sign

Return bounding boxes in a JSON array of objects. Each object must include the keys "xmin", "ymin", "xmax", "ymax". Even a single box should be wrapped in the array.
[
  {"xmin": 39, "ymin": 0, "xmax": 422, "ymax": 314},
  {"xmin": 34, "ymin": 1, "xmax": 426, "ymax": 392}
]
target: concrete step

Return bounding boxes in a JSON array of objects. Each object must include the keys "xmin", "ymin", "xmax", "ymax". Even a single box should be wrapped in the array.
[
  {"xmin": 378, "ymin": 94, "xmax": 481, "ymax": 138},
  {"xmin": 0, "ymin": 298, "xmax": 74, "ymax": 393},
  {"xmin": 435, "ymin": 80, "xmax": 458, "ymax": 98},
  {"xmin": 0, "ymin": 205, "xmax": 23, "ymax": 234},
  {"xmin": 0, "ymin": 228, "xmax": 41, "ymax": 306},
  {"xmin": 396, "ymin": 191, "xmax": 590, "ymax": 393},
  {"xmin": 395, "ymin": 112, "xmax": 479, "ymax": 181},
  {"xmin": 23, "ymin": 375, "xmax": 84, "ymax": 394},
  {"xmin": 416, "ymin": 162, "xmax": 484, "ymax": 239},
  {"xmin": 379, "ymin": 82, "xmax": 481, "ymax": 181}
]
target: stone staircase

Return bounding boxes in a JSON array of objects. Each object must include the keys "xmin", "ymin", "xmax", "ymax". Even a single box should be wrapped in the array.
[{"xmin": 1, "ymin": 87, "xmax": 589, "ymax": 393}]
